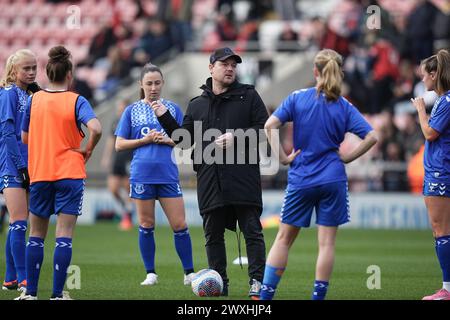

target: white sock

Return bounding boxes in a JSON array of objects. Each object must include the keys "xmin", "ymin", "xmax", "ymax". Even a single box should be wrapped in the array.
[{"xmin": 443, "ymin": 282, "xmax": 450, "ymax": 292}]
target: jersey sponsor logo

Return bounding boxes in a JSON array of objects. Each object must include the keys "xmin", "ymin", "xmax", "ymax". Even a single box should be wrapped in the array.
[{"xmin": 141, "ymin": 126, "xmax": 152, "ymax": 136}]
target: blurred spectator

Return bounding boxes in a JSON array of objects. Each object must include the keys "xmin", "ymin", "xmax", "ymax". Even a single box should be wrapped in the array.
[
  {"xmin": 98, "ymin": 46, "xmax": 132, "ymax": 99},
  {"xmin": 71, "ymin": 76, "xmax": 95, "ymax": 108},
  {"xmin": 398, "ymin": 113, "xmax": 425, "ymax": 161},
  {"xmin": 368, "ymin": 37, "xmax": 400, "ymax": 114},
  {"xmin": 432, "ymin": 6, "xmax": 450, "ymax": 51},
  {"xmin": 83, "ymin": 23, "xmax": 118, "ymax": 67},
  {"xmin": 404, "ymin": 0, "xmax": 438, "ymax": 64},
  {"xmin": 247, "ymin": 0, "xmax": 274, "ymax": 20},
  {"xmin": 132, "ymin": 18, "xmax": 173, "ymax": 66},
  {"xmin": 321, "ymin": 0, "xmax": 363, "ymax": 57},
  {"xmin": 273, "ymin": 0, "xmax": 300, "ymax": 21},
  {"xmin": 158, "ymin": 0, "xmax": 194, "ymax": 52},
  {"xmin": 390, "ymin": 59, "xmax": 416, "ymax": 110},
  {"xmin": 276, "ymin": 24, "xmax": 300, "ymax": 52},
  {"xmin": 235, "ymin": 19, "xmax": 260, "ymax": 52},
  {"xmin": 216, "ymin": 11, "xmax": 238, "ymax": 42},
  {"xmin": 344, "ymin": 44, "xmax": 371, "ymax": 113},
  {"xmin": 382, "ymin": 141, "xmax": 408, "ymax": 191}
]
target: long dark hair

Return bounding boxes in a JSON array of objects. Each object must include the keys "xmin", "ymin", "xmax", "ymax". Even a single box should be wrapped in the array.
[{"xmin": 140, "ymin": 63, "xmax": 163, "ymax": 99}]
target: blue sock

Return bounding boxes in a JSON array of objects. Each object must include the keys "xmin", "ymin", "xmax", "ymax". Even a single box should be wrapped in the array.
[
  {"xmin": 312, "ymin": 280, "xmax": 329, "ymax": 300},
  {"xmin": 139, "ymin": 226, "xmax": 155, "ymax": 274},
  {"xmin": 260, "ymin": 265, "xmax": 285, "ymax": 300},
  {"xmin": 53, "ymin": 237, "xmax": 72, "ymax": 297},
  {"xmin": 174, "ymin": 228, "xmax": 194, "ymax": 273},
  {"xmin": 436, "ymin": 235, "xmax": 450, "ymax": 282},
  {"xmin": 10, "ymin": 220, "xmax": 27, "ymax": 283},
  {"xmin": 4, "ymin": 225, "xmax": 17, "ymax": 282},
  {"xmin": 26, "ymin": 237, "xmax": 44, "ymax": 296}
]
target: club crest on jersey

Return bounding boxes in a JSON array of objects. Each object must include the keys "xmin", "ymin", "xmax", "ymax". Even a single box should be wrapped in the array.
[{"xmin": 134, "ymin": 184, "xmax": 145, "ymax": 195}]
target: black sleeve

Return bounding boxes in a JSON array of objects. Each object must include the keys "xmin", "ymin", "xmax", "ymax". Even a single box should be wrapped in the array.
[
  {"xmin": 157, "ymin": 106, "xmax": 195, "ymax": 148},
  {"xmin": 157, "ymin": 111, "xmax": 182, "ymax": 136},
  {"xmin": 249, "ymin": 90, "xmax": 269, "ymax": 131}
]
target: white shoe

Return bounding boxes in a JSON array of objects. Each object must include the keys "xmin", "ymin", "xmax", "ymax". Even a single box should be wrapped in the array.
[
  {"xmin": 50, "ymin": 291, "xmax": 73, "ymax": 300},
  {"xmin": 17, "ymin": 286, "xmax": 27, "ymax": 293},
  {"xmin": 140, "ymin": 273, "xmax": 158, "ymax": 286},
  {"xmin": 14, "ymin": 291, "xmax": 37, "ymax": 300},
  {"xmin": 183, "ymin": 273, "xmax": 195, "ymax": 286}
]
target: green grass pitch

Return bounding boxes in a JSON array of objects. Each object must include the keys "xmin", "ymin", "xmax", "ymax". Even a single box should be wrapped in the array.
[{"xmin": 0, "ymin": 223, "xmax": 440, "ymax": 300}]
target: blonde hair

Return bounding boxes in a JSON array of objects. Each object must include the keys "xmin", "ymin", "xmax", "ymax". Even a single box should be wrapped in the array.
[
  {"xmin": 421, "ymin": 49, "xmax": 450, "ymax": 96},
  {"xmin": 0, "ymin": 49, "xmax": 36, "ymax": 88},
  {"xmin": 314, "ymin": 49, "xmax": 344, "ymax": 101}
]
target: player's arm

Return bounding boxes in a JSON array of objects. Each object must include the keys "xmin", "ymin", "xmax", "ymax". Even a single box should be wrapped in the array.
[
  {"xmin": 79, "ymin": 118, "xmax": 102, "ymax": 163},
  {"xmin": 21, "ymin": 96, "xmax": 32, "ymax": 145},
  {"xmin": 72, "ymin": 97, "xmax": 102, "ymax": 163},
  {"xmin": 115, "ymin": 130, "xmax": 160, "ymax": 151},
  {"xmin": 2, "ymin": 120, "xmax": 26, "ymax": 170},
  {"xmin": 340, "ymin": 130, "xmax": 378, "ymax": 164},
  {"xmin": 264, "ymin": 115, "xmax": 300, "ymax": 165},
  {"xmin": 411, "ymin": 97, "xmax": 440, "ymax": 141}
]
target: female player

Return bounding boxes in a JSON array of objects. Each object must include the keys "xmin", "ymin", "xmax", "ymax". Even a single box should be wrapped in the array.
[
  {"xmin": 0, "ymin": 49, "xmax": 38, "ymax": 292},
  {"xmin": 261, "ymin": 49, "xmax": 378, "ymax": 300},
  {"xmin": 16, "ymin": 45, "xmax": 102, "ymax": 300},
  {"xmin": 411, "ymin": 49, "xmax": 450, "ymax": 300},
  {"xmin": 115, "ymin": 63, "xmax": 195, "ymax": 286}
]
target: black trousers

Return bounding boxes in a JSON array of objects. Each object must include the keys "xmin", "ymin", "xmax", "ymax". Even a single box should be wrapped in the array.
[{"xmin": 202, "ymin": 205, "xmax": 266, "ymax": 286}]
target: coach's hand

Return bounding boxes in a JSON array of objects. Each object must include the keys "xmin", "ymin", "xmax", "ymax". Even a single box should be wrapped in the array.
[
  {"xmin": 215, "ymin": 132, "xmax": 234, "ymax": 149},
  {"xmin": 150, "ymin": 100, "xmax": 168, "ymax": 117},
  {"xmin": 18, "ymin": 168, "xmax": 30, "ymax": 190}
]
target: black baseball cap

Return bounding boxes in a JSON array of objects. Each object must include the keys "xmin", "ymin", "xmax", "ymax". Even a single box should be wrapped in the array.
[{"xmin": 209, "ymin": 47, "xmax": 242, "ymax": 64}]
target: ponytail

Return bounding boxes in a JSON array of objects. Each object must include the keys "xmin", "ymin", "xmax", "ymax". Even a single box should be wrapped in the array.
[
  {"xmin": 314, "ymin": 49, "xmax": 344, "ymax": 101},
  {"xmin": 421, "ymin": 49, "xmax": 450, "ymax": 95}
]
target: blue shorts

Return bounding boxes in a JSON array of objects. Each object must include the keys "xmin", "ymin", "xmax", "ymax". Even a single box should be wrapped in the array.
[
  {"xmin": 280, "ymin": 181, "xmax": 350, "ymax": 227},
  {"xmin": 130, "ymin": 183, "xmax": 183, "ymax": 200},
  {"xmin": 0, "ymin": 175, "xmax": 25, "ymax": 192},
  {"xmin": 29, "ymin": 179, "xmax": 85, "ymax": 218},
  {"xmin": 423, "ymin": 180, "xmax": 450, "ymax": 197}
]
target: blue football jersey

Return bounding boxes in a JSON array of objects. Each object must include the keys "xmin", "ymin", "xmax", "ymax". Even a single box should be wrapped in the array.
[
  {"xmin": 115, "ymin": 99, "xmax": 183, "ymax": 184},
  {"xmin": 0, "ymin": 84, "xmax": 29, "ymax": 176},
  {"xmin": 424, "ymin": 90, "xmax": 450, "ymax": 184},
  {"xmin": 273, "ymin": 87, "xmax": 373, "ymax": 190}
]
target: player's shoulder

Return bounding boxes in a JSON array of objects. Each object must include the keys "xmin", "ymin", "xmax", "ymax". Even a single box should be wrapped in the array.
[
  {"xmin": 161, "ymin": 98, "xmax": 181, "ymax": 110},
  {"xmin": 2, "ymin": 84, "xmax": 18, "ymax": 96},
  {"xmin": 127, "ymin": 99, "xmax": 144, "ymax": 111},
  {"xmin": 442, "ymin": 91, "xmax": 450, "ymax": 105},
  {"xmin": 291, "ymin": 87, "xmax": 315, "ymax": 97}
]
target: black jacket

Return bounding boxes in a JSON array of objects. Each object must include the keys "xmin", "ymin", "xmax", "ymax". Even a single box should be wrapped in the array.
[{"xmin": 158, "ymin": 78, "xmax": 269, "ymax": 215}]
